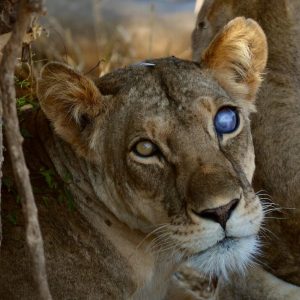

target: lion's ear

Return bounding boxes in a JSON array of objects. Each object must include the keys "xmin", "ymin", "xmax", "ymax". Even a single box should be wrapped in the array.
[
  {"xmin": 37, "ymin": 62, "xmax": 104, "ymax": 156},
  {"xmin": 202, "ymin": 17, "xmax": 268, "ymax": 101}
]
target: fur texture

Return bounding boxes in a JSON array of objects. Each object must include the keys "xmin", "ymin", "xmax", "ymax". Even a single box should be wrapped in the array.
[
  {"xmin": 192, "ymin": 0, "xmax": 300, "ymax": 299},
  {"xmin": 202, "ymin": 17, "xmax": 267, "ymax": 101},
  {"xmin": 1, "ymin": 18, "xmax": 267, "ymax": 299},
  {"xmin": 189, "ymin": 236, "xmax": 260, "ymax": 280},
  {"xmin": 37, "ymin": 62, "xmax": 107, "ymax": 158}
]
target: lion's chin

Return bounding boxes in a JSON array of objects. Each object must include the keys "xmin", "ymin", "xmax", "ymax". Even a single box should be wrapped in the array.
[{"xmin": 188, "ymin": 236, "xmax": 260, "ymax": 280}]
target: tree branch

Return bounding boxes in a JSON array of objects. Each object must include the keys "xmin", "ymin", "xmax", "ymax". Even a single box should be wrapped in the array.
[{"xmin": 0, "ymin": 0, "xmax": 52, "ymax": 299}]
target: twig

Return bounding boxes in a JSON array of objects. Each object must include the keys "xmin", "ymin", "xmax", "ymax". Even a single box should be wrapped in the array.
[
  {"xmin": 92, "ymin": 0, "xmax": 103, "ymax": 59},
  {"xmin": 84, "ymin": 59, "xmax": 104, "ymax": 76},
  {"xmin": 0, "ymin": 86, "xmax": 2, "ymax": 248},
  {"xmin": 0, "ymin": 0, "xmax": 52, "ymax": 299},
  {"xmin": 148, "ymin": 3, "xmax": 155, "ymax": 58}
]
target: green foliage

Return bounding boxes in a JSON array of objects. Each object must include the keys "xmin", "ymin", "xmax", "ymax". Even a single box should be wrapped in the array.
[
  {"xmin": 7, "ymin": 212, "xmax": 17, "ymax": 225},
  {"xmin": 15, "ymin": 76, "xmax": 39, "ymax": 113},
  {"xmin": 3, "ymin": 176, "xmax": 14, "ymax": 192},
  {"xmin": 15, "ymin": 76, "xmax": 31, "ymax": 89},
  {"xmin": 40, "ymin": 168, "xmax": 57, "ymax": 189},
  {"xmin": 58, "ymin": 187, "xmax": 75, "ymax": 211},
  {"xmin": 15, "ymin": 195, "xmax": 21, "ymax": 204},
  {"xmin": 39, "ymin": 168, "xmax": 75, "ymax": 210},
  {"xmin": 42, "ymin": 196, "xmax": 50, "ymax": 207},
  {"xmin": 16, "ymin": 96, "xmax": 29, "ymax": 108},
  {"xmin": 3, "ymin": 176, "xmax": 21, "ymax": 205},
  {"xmin": 58, "ymin": 192, "xmax": 64, "ymax": 204},
  {"xmin": 32, "ymin": 186, "xmax": 42, "ymax": 194},
  {"xmin": 64, "ymin": 187, "xmax": 75, "ymax": 211},
  {"xmin": 16, "ymin": 95, "xmax": 39, "ymax": 111},
  {"xmin": 63, "ymin": 172, "xmax": 73, "ymax": 184},
  {"xmin": 20, "ymin": 127, "xmax": 33, "ymax": 138}
]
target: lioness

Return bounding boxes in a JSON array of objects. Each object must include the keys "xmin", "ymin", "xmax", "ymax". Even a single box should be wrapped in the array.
[
  {"xmin": 1, "ymin": 18, "xmax": 266, "ymax": 299},
  {"xmin": 192, "ymin": 0, "xmax": 300, "ymax": 299}
]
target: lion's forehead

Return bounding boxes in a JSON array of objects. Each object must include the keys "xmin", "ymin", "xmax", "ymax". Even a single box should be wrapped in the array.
[
  {"xmin": 100, "ymin": 57, "xmax": 242, "ymax": 152},
  {"xmin": 98, "ymin": 56, "xmax": 228, "ymax": 108}
]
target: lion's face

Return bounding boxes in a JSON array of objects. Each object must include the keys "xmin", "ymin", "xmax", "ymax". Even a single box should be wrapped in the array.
[
  {"xmin": 96, "ymin": 58, "xmax": 262, "ymax": 279},
  {"xmin": 37, "ymin": 18, "xmax": 267, "ymax": 278}
]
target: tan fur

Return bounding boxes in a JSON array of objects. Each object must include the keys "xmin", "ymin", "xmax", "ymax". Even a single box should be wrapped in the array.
[
  {"xmin": 216, "ymin": 267, "xmax": 300, "ymax": 300},
  {"xmin": 192, "ymin": 0, "xmax": 300, "ymax": 299},
  {"xmin": 202, "ymin": 17, "xmax": 267, "ymax": 101},
  {"xmin": 1, "ymin": 19, "xmax": 267, "ymax": 299},
  {"xmin": 37, "ymin": 62, "xmax": 107, "ymax": 158}
]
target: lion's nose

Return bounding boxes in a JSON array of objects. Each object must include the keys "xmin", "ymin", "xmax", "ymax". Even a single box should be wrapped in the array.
[{"xmin": 193, "ymin": 198, "xmax": 240, "ymax": 229}]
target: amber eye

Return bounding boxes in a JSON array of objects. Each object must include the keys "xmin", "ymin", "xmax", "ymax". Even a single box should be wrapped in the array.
[{"xmin": 133, "ymin": 140, "xmax": 158, "ymax": 158}]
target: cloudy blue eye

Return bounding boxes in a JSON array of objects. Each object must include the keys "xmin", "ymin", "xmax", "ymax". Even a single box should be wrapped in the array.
[{"xmin": 214, "ymin": 107, "xmax": 239, "ymax": 135}]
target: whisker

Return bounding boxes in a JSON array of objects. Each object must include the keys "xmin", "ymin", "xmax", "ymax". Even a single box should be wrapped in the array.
[
  {"xmin": 260, "ymin": 200, "xmax": 276, "ymax": 204},
  {"xmin": 149, "ymin": 236, "xmax": 174, "ymax": 252},
  {"xmin": 152, "ymin": 241, "xmax": 182, "ymax": 256},
  {"xmin": 263, "ymin": 208, "xmax": 283, "ymax": 215},
  {"xmin": 251, "ymin": 255, "xmax": 275, "ymax": 273},
  {"xmin": 148, "ymin": 238, "xmax": 173, "ymax": 252},
  {"xmin": 256, "ymin": 189, "xmax": 272, "ymax": 197},
  {"xmin": 135, "ymin": 224, "xmax": 170, "ymax": 250},
  {"xmin": 259, "ymin": 225, "xmax": 280, "ymax": 240},
  {"xmin": 258, "ymin": 230, "xmax": 272, "ymax": 240},
  {"xmin": 147, "ymin": 232, "xmax": 173, "ymax": 249},
  {"xmin": 149, "ymin": 239, "xmax": 175, "ymax": 253},
  {"xmin": 257, "ymin": 193, "xmax": 273, "ymax": 198},
  {"xmin": 264, "ymin": 216, "xmax": 288, "ymax": 220},
  {"xmin": 276, "ymin": 207, "xmax": 296, "ymax": 210}
]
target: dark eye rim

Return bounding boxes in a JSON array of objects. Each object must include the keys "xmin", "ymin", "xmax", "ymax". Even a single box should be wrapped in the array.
[
  {"xmin": 198, "ymin": 20, "xmax": 207, "ymax": 29},
  {"xmin": 131, "ymin": 139, "xmax": 159, "ymax": 158},
  {"xmin": 214, "ymin": 106, "xmax": 240, "ymax": 135}
]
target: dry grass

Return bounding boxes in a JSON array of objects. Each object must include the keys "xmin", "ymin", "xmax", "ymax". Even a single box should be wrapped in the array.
[{"xmin": 32, "ymin": 2, "xmax": 195, "ymax": 77}]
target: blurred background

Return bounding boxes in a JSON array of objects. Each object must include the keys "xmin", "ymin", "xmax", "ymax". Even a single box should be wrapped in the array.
[{"xmin": 35, "ymin": 0, "xmax": 202, "ymax": 75}]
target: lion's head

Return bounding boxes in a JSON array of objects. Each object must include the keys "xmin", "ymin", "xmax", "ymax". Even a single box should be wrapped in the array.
[
  {"xmin": 192, "ymin": 0, "xmax": 262, "ymax": 62},
  {"xmin": 37, "ymin": 17, "xmax": 267, "ymax": 279}
]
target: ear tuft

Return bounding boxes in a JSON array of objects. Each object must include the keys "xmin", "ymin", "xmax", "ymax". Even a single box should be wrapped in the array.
[
  {"xmin": 37, "ymin": 62, "xmax": 104, "ymax": 157},
  {"xmin": 202, "ymin": 17, "xmax": 268, "ymax": 101}
]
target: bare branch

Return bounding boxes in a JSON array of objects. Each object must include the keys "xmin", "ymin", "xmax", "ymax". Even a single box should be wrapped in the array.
[
  {"xmin": 0, "ymin": 0, "xmax": 52, "ymax": 299},
  {"xmin": 0, "ymin": 84, "xmax": 2, "ymax": 248}
]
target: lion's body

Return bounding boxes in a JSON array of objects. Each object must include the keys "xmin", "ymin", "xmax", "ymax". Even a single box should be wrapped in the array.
[
  {"xmin": 192, "ymin": 0, "xmax": 300, "ymax": 298},
  {"xmin": 1, "ymin": 19, "xmax": 268, "ymax": 299},
  {"xmin": 1, "ymin": 111, "xmax": 135, "ymax": 299},
  {"xmin": 3, "ymin": 109, "xmax": 185, "ymax": 300}
]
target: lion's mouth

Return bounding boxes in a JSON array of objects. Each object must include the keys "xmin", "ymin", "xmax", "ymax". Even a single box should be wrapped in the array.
[
  {"xmin": 188, "ymin": 235, "xmax": 260, "ymax": 279},
  {"xmin": 216, "ymin": 236, "xmax": 238, "ymax": 249}
]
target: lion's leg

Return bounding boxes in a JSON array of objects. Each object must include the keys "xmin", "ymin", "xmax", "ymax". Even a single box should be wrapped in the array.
[
  {"xmin": 165, "ymin": 277, "xmax": 212, "ymax": 300},
  {"xmin": 216, "ymin": 266, "xmax": 300, "ymax": 300}
]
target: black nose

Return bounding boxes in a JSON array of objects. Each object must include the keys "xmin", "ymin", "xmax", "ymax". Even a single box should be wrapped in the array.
[{"xmin": 193, "ymin": 198, "xmax": 240, "ymax": 229}]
